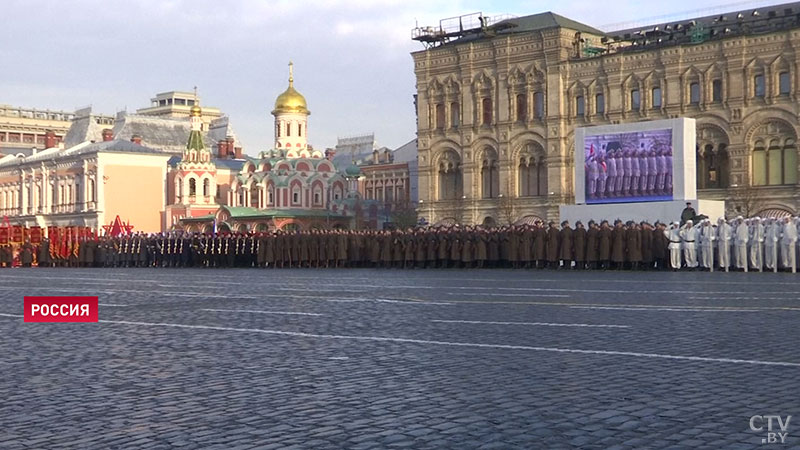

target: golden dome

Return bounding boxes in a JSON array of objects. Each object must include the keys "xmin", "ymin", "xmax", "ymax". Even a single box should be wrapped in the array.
[
  {"xmin": 190, "ymin": 104, "xmax": 202, "ymax": 117},
  {"xmin": 272, "ymin": 62, "xmax": 309, "ymax": 115}
]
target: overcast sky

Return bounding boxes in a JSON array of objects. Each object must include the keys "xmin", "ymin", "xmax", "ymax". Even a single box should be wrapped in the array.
[{"xmin": 0, "ymin": 0, "xmax": 778, "ymax": 154}]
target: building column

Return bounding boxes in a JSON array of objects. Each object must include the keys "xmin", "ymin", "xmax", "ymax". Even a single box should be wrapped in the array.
[
  {"xmin": 96, "ymin": 161, "xmax": 105, "ymax": 228},
  {"xmin": 19, "ymin": 170, "xmax": 28, "ymax": 215}
]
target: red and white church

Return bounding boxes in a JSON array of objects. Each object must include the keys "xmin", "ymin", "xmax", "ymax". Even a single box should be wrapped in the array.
[{"xmin": 165, "ymin": 64, "xmax": 366, "ymax": 233}]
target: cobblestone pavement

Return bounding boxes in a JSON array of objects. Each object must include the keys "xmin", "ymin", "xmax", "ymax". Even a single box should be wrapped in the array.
[{"xmin": 1, "ymin": 268, "xmax": 799, "ymax": 449}]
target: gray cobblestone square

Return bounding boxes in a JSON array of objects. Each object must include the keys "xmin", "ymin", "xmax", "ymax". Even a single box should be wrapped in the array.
[{"xmin": 1, "ymin": 268, "xmax": 798, "ymax": 448}]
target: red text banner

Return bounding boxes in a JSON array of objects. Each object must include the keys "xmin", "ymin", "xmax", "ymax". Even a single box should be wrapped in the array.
[{"xmin": 24, "ymin": 296, "xmax": 99, "ymax": 323}]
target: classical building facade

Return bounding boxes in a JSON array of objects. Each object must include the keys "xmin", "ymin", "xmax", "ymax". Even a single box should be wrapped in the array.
[
  {"xmin": 412, "ymin": 4, "xmax": 800, "ymax": 225},
  {"xmin": 0, "ymin": 91, "xmax": 239, "ymax": 233},
  {"xmin": 0, "ymin": 133, "xmax": 172, "ymax": 232}
]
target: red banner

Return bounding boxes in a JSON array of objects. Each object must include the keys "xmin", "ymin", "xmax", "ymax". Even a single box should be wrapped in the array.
[
  {"xmin": 24, "ymin": 296, "xmax": 99, "ymax": 323},
  {"xmin": 11, "ymin": 225, "xmax": 23, "ymax": 243},
  {"xmin": 30, "ymin": 227, "xmax": 42, "ymax": 244},
  {"xmin": 0, "ymin": 227, "xmax": 8, "ymax": 245}
]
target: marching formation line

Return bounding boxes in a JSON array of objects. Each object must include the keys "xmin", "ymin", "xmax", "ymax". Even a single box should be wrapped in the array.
[{"xmin": 431, "ymin": 319, "xmax": 630, "ymax": 328}]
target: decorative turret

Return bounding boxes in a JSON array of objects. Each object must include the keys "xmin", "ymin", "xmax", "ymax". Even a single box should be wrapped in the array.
[
  {"xmin": 272, "ymin": 62, "xmax": 312, "ymax": 158},
  {"xmin": 184, "ymin": 89, "xmax": 210, "ymax": 164}
]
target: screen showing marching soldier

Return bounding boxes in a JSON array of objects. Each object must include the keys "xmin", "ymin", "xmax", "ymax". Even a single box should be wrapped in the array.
[{"xmin": 584, "ymin": 128, "xmax": 673, "ymax": 204}]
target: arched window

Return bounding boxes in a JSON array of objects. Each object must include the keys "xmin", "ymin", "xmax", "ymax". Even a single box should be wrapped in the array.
[
  {"xmin": 435, "ymin": 103, "xmax": 445, "ymax": 129},
  {"xmin": 286, "ymin": 122, "xmax": 291, "ymax": 137},
  {"xmin": 575, "ymin": 95, "xmax": 585, "ymax": 116},
  {"xmin": 268, "ymin": 186, "xmax": 275, "ymax": 206},
  {"xmin": 313, "ymin": 185, "xmax": 322, "ymax": 205},
  {"xmin": 652, "ymin": 87, "xmax": 662, "ymax": 108},
  {"xmin": 251, "ymin": 187, "xmax": 260, "ymax": 207},
  {"xmin": 481, "ymin": 147, "xmax": 499, "ymax": 199},
  {"xmin": 437, "ymin": 150, "xmax": 463, "ymax": 200},
  {"xmin": 89, "ymin": 179, "xmax": 96, "ymax": 203},
  {"xmin": 482, "ymin": 97, "xmax": 492, "ymax": 125},
  {"xmin": 533, "ymin": 92, "xmax": 544, "ymax": 119},
  {"xmin": 333, "ymin": 185, "xmax": 343, "ymax": 201},
  {"xmin": 779, "ymin": 72, "xmax": 791, "ymax": 96},
  {"xmin": 689, "ymin": 82, "xmax": 700, "ymax": 105},
  {"xmin": 292, "ymin": 186, "xmax": 301, "ymax": 205},
  {"xmin": 188, "ymin": 178, "xmax": 197, "ymax": 197},
  {"xmin": 696, "ymin": 127, "xmax": 730, "ymax": 189},
  {"xmin": 751, "ymin": 121, "xmax": 798, "ymax": 186},
  {"xmin": 202, "ymin": 179, "xmax": 210, "ymax": 197},
  {"xmin": 450, "ymin": 102, "xmax": 460, "ymax": 128},
  {"xmin": 630, "ymin": 89, "xmax": 640, "ymax": 110},
  {"xmin": 516, "ymin": 94, "xmax": 527, "ymax": 122},
  {"xmin": 518, "ymin": 143, "xmax": 547, "ymax": 197},
  {"xmin": 299, "ymin": 123, "xmax": 303, "ymax": 137}
]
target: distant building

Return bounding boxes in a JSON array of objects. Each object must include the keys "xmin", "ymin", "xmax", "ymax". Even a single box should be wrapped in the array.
[
  {"xmin": 0, "ymin": 104, "xmax": 92, "ymax": 157},
  {"xmin": 172, "ymin": 64, "xmax": 365, "ymax": 233},
  {"xmin": 412, "ymin": 4, "xmax": 800, "ymax": 225},
  {"xmin": 0, "ymin": 131, "xmax": 173, "ymax": 232},
  {"xmin": 136, "ymin": 90, "xmax": 223, "ymax": 128},
  {"xmin": 0, "ymin": 91, "xmax": 239, "ymax": 233}
]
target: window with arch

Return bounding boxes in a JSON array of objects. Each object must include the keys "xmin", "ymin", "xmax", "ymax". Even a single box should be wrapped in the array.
[
  {"xmin": 575, "ymin": 95, "xmax": 585, "ymax": 116},
  {"xmin": 292, "ymin": 186, "xmax": 301, "ymax": 205},
  {"xmin": 516, "ymin": 94, "xmax": 527, "ymax": 122},
  {"xmin": 333, "ymin": 185, "xmax": 343, "ymax": 201},
  {"xmin": 450, "ymin": 102, "xmax": 460, "ymax": 128},
  {"xmin": 689, "ymin": 82, "xmax": 700, "ymax": 105},
  {"xmin": 276, "ymin": 123, "xmax": 281, "ymax": 138},
  {"xmin": 299, "ymin": 123, "xmax": 303, "ymax": 137},
  {"xmin": 481, "ymin": 147, "xmax": 500, "ymax": 199},
  {"xmin": 751, "ymin": 121, "xmax": 798, "ymax": 186},
  {"xmin": 238, "ymin": 188, "xmax": 245, "ymax": 206},
  {"xmin": 203, "ymin": 178, "xmax": 210, "ymax": 197},
  {"xmin": 89, "ymin": 179, "xmax": 96, "ymax": 203},
  {"xmin": 779, "ymin": 72, "xmax": 790, "ymax": 96},
  {"xmin": 250, "ymin": 187, "xmax": 260, "ymax": 207},
  {"xmin": 518, "ymin": 143, "xmax": 547, "ymax": 197},
  {"xmin": 268, "ymin": 186, "xmax": 274, "ymax": 206},
  {"xmin": 652, "ymin": 87, "xmax": 662, "ymax": 108},
  {"xmin": 533, "ymin": 92, "xmax": 544, "ymax": 119},
  {"xmin": 437, "ymin": 150, "xmax": 463, "ymax": 200},
  {"xmin": 313, "ymin": 185, "xmax": 322, "ymax": 205},
  {"xmin": 189, "ymin": 178, "xmax": 197, "ymax": 197},
  {"xmin": 696, "ymin": 126, "xmax": 730, "ymax": 189},
  {"xmin": 754, "ymin": 74, "xmax": 766, "ymax": 98},
  {"xmin": 481, "ymin": 97, "xmax": 492, "ymax": 125},
  {"xmin": 712, "ymin": 79, "xmax": 723, "ymax": 102},
  {"xmin": 435, "ymin": 103, "xmax": 445, "ymax": 129},
  {"xmin": 286, "ymin": 122, "xmax": 291, "ymax": 137},
  {"xmin": 630, "ymin": 89, "xmax": 640, "ymax": 110}
]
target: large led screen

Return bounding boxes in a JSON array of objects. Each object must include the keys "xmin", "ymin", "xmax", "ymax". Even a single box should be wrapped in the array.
[{"xmin": 584, "ymin": 129, "xmax": 673, "ymax": 204}]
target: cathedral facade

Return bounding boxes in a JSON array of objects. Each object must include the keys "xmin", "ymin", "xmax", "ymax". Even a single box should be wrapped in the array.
[
  {"xmin": 170, "ymin": 65, "xmax": 361, "ymax": 233},
  {"xmin": 412, "ymin": 4, "xmax": 800, "ymax": 226}
]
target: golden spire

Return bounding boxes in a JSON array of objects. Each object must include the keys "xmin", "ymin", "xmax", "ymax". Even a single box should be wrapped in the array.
[
  {"xmin": 190, "ymin": 85, "xmax": 202, "ymax": 117},
  {"xmin": 272, "ymin": 62, "xmax": 309, "ymax": 115}
]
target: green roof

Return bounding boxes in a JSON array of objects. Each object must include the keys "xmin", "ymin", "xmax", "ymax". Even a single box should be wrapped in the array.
[
  {"xmin": 181, "ymin": 214, "xmax": 215, "ymax": 223},
  {"xmin": 500, "ymin": 12, "xmax": 605, "ymax": 36},
  {"xmin": 186, "ymin": 129, "xmax": 205, "ymax": 152}
]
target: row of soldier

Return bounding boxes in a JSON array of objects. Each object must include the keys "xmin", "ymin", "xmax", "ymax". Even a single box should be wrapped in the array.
[
  {"xmin": 4, "ymin": 217, "xmax": 797, "ymax": 271},
  {"xmin": 665, "ymin": 216, "xmax": 799, "ymax": 272}
]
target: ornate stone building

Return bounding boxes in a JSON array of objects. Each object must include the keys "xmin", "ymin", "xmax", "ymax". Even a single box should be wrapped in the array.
[
  {"xmin": 412, "ymin": 4, "xmax": 800, "ymax": 225},
  {"xmin": 172, "ymin": 64, "xmax": 363, "ymax": 233}
]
